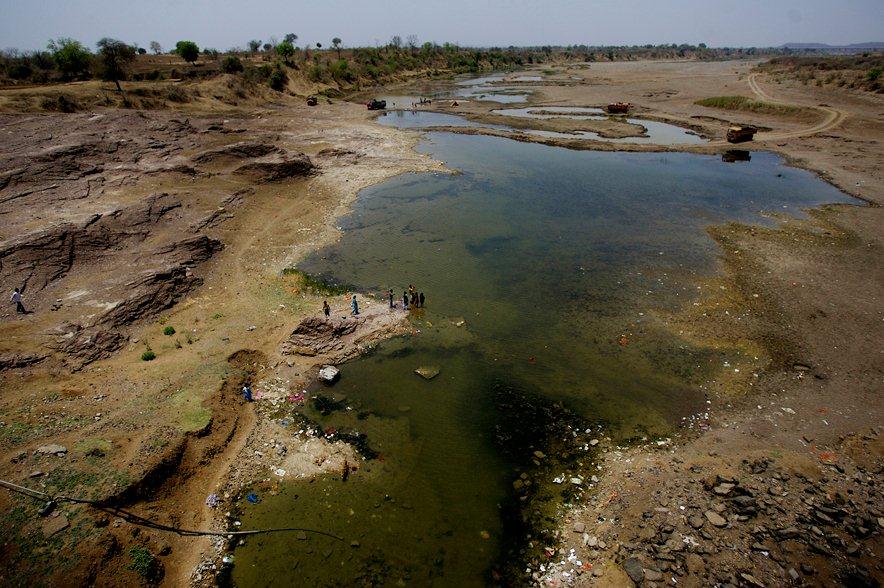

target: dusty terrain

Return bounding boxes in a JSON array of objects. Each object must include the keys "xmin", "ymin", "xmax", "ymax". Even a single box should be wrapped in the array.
[
  {"xmin": 0, "ymin": 58, "xmax": 881, "ymax": 587},
  {"xmin": 0, "ymin": 90, "xmax": 437, "ymax": 585}
]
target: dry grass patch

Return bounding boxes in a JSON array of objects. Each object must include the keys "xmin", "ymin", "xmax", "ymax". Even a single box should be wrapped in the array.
[{"xmin": 695, "ymin": 95, "xmax": 810, "ymax": 116}]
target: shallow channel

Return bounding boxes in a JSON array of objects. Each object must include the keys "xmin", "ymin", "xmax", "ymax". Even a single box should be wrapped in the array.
[
  {"xmin": 232, "ymin": 125, "xmax": 852, "ymax": 585},
  {"xmin": 490, "ymin": 106, "xmax": 706, "ymax": 144}
]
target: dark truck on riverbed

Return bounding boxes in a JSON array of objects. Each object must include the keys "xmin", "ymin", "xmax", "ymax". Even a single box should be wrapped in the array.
[
  {"xmin": 726, "ymin": 125, "xmax": 758, "ymax": 143},
  {"xmin": 366, "ymin": 99, "xmax": 387, "ymax": 110},
  {"xmin": 606, "ymin": 102, "xmax": 631, "ymax": 114}
]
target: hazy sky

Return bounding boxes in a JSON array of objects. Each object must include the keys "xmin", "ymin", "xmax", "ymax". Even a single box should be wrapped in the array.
[{"xmin": 2, "ymin": 0, "xmax": 882, "ymax": 52}]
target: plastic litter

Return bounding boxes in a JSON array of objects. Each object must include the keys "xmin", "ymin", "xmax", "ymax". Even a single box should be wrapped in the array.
[
  {"xmin": 246, "ymin": 493, "xmax": 260, "ymax": 504},
  {"xmin": 205, "ymin": 493, "xmax": 219, "ymax": 508},
  {"xmin": 414, "ymin": 366, "xmax": 440, "ymax": 380}
]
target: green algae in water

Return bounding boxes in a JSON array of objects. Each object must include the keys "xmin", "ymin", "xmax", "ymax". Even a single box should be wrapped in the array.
[{"xmin": 232, "ymin": 133, "xmax": 853, "ymax": 585}]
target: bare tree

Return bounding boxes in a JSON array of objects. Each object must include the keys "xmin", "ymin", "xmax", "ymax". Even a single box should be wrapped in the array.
[
  {"xmin": 390, "ymin": 35, "xmax": 402, "ymax": 49},
  {"xmin": 149, "ymin": 41, "xmax": 162, "ymax": 55},
  {"xmin": 406, "ymin": 34, "xmax": 419, "ymax": 55}
]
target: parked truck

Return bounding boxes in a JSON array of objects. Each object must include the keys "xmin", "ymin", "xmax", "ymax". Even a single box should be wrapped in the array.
[
  {"xmin": 726, "ymin": 126, "xmax": 758, "ymax": 143},
  {"xmin": 606, "ymin": 102, "xmax": 631, "ymax": 114}
]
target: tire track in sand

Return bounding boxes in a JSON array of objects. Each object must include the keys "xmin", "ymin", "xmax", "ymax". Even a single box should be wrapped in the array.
[{"xmin": 747, "ymin": 73, "xmax": 847, "ymax": 140}]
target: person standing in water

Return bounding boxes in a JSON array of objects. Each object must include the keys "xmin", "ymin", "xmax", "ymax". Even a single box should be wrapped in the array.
[
  {"xmin": 11, "ymin": 288, "xmax": 25, "ymax": 314},
  {"xmin": 323, "ymin": 300, "xmax": 330, "ymax": 318},
  {"xmin": 419, "ymin": 292, "xmax": 425, "ymax": 308},
  {"xmin": 403, "ymin": 291, "xmax": 409, "ymax": 311},
  {"xmin": 388, "ymin": 289, "xmax": 394, "ymax": 308},
  {"xmin": 350, "ymin": 295, "xmax": 359, "ymax": 315}
]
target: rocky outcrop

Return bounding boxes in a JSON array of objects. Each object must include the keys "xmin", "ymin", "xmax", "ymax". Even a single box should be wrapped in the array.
[
  {"xmin": 99, "ymin": 236, "xmax": 222, "ymax": 329},
  {"xmin": 50, "ymin": 327, "xmax": 128, "ymax": 369},
  {"xmin": 192, "ymin": 141, "xmax": 280, "ymax": 163},
  {"xmin": 234, "ymin": 153, "xmax": 316, "ymax": 182},
  {"xmin": 0, "ymin": 193, "xmax": 181, "ymax": 293},
  {"xmin": 0, "ymin": 352, "xmax": 46, "ymax": 370},
  {"xmin": 282, "ymin": 316, "xmax": 363, "ymax": 357},
  {"xmin": 281, "ymin": 303, "xmax": 407, "ymax": 363}
]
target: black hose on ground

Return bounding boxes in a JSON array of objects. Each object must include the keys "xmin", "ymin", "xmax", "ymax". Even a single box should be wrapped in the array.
[{"xmin": 0, "ymin": 478, "xmax": 343, "ymax": 541}]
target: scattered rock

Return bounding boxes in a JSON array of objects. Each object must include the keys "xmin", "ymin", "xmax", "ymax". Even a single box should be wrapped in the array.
[
  {"xmin": 714, "ymin": 482, "xmax": 735, "ymax": 496},
  {"xmin": 35, "ymin": 444, "xmax": 67, "ymax": 456},
  {"xmin": 740, "ymin": 572, "xmax": 764, "ymax": 587},
  {"xmin": 318, "ymin": 365, "xmax": 340, "ymax": 384},
  {"xmin": 644, "ymin": 568, "xmax": 663, "ymax": 582},
  {"xmin": 622, "ymin": 557, "xmax": 644, "ymax": 583},
  {"xmin": 704, "ymin": 510, "xmax": 727, "ymax": 527}
]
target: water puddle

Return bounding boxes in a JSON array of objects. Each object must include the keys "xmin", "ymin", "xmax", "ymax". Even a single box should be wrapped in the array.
[
  {"xmin": 456, "ymin": 74, "xmax": 506, "ymax": 86},
  {"xmin": 455, "ymin": 86, "xmax": 531, "ymax": 103},
  {"xmin": 491, "ymin": 106, "xmax": 706, "ymax": 144},
  {"xmin": 376, "ymin": 110, "xmax": 509, "ymax": 130},
  {"xmin": 232, "ymin": 127, "xmax": 853, "ymax": 585},
  {"xmin": 491, "ymin": 106, "xmax": 607, "ymax": 120}
]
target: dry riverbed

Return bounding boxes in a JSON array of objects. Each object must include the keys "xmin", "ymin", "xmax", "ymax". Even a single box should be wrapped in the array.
[{"xmin": 0, "ymin": 59, "xmax": 881, "ymax": 587}]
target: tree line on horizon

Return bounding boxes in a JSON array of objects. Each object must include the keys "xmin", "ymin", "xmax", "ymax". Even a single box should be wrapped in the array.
[{"xmin": 0, "ymin": 33, "xmax": 809, "ymax": 92}]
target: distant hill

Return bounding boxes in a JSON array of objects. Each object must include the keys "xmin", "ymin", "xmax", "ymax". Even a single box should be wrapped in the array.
[{"xmin": 781, "ymin": 42, "xmax": 884, "ymax": 50}]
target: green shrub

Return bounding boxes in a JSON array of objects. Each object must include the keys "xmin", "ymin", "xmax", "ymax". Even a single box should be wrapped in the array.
[
  {"xmin": 8, "ymin": 63, "xmax": 33, "ymax": 80},
  {"xmin": 163, "ymin": 326, "xmax": 176, "ymax": 336},
  {"xmin": 221, "ymin": 55, "xmax": 244, "ymax": 74},
  {"xmin": 128, "ymin": 546, "xmax": 158, "ymax": 579},
  {"xmin": 307, "ymin": 65, "xmax": 325, "ymax": 83},
  {"xmin": 174, "ymin": 40, "xmax": 199, "ymax": 64},
  {"xmin": 268, "ymin": 68, "xmax": 287, "ymax": 91},
  {"xmin": 276, "ymin": 41, "xmax": 295, "ymax": 62},
  {"xmin": 47, "ymin": 38, "xmax": 92, "ymax": 79},
  {"xmin": 141, "ymin": 350, "xmax": 156, "ymax": 362}
]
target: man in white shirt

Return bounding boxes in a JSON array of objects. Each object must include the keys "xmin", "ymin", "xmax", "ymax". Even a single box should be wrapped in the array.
[{"xmin": 11, "ymin": 288, "xmax": 25, "ymax": 314}]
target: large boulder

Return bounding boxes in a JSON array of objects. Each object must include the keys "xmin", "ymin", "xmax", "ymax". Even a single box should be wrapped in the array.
[{"xmin": 318, "ymin": 365, "xmax": 340, "ymax": 384}]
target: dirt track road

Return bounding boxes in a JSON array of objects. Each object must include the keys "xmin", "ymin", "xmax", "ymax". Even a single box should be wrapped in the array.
[{"xmin": 748, "ymin": 72, "xmax": 848, "ymax": 140}]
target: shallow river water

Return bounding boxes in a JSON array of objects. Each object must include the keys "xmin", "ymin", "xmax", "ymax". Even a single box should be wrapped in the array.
[{"xmin": 232, "ymin": 118, "xmax": 851, "ymax": 586}]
